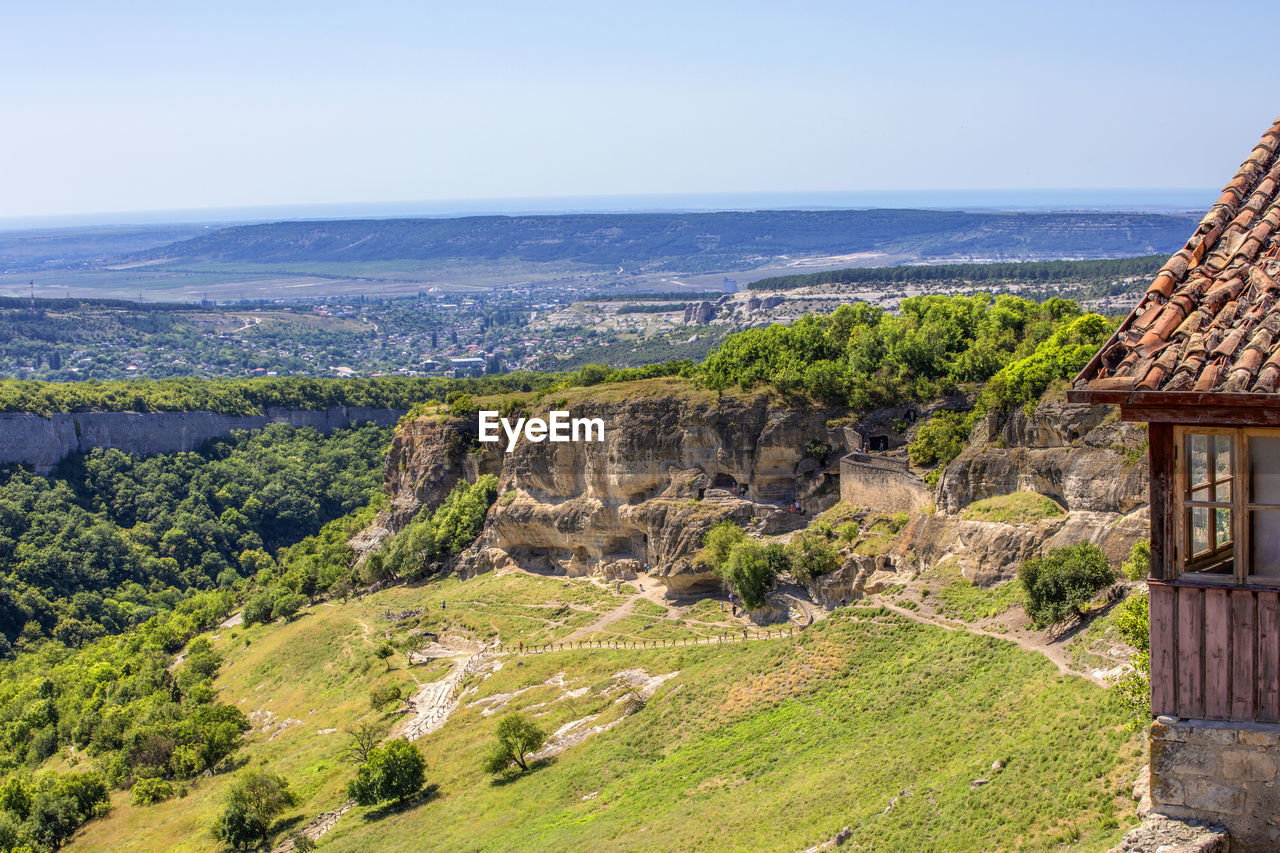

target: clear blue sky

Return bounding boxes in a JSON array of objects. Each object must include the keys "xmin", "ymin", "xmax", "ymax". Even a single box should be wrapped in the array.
[{"xmin": 1, "ymin": 0, "xmax": 1272, "ymax": 220}]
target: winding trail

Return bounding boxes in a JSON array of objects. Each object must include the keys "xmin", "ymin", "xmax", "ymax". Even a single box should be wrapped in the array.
[{"xmin": 870, "ymin": 599, "xmax": 1105, "ymax": 686}]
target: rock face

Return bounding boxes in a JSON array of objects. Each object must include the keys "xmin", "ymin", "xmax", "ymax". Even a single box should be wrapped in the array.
[
  {"xmin": 902, "ymin": 397, "xmax": 1151, "ymax": 585},
  {"xmin": 683, "ymin": 301, "xmax": 717, "ymax": 324},
  {"xmin": 938, "ymin": 400, "xmax": 1148, "ymax": 516},
  {"xmin": 371, "ymin": 383, "xmax": 1152, "ymax": 596},
  {"xmin": 0, "ymin": 406, "xmax": 406, "ymax": 473},
  {"xmin": 377, "ymin": 386, "xmax": 847, "ymax": 592}
]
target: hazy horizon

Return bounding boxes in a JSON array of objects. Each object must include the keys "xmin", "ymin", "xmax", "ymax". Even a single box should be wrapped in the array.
[{"xmin": 0, "ymin": 187, "xmax": 1219, "ymax": 232}]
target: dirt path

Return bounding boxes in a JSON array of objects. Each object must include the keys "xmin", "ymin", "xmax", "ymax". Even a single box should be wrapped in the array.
[
  {"xmin": 562, "ymin": 595, "xmax": 638, "ymax": 643},
  {"xmin": 871, "ymin": 600, "xmax": 1104, "ymax": 686}
]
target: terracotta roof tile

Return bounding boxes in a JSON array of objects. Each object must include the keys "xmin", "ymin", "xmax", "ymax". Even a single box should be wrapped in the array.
[{"xmin": 1074, "ymin": 117, "xmax": 1280, "ymax": 396}]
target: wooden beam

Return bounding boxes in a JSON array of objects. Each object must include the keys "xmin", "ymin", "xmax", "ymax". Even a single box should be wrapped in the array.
[
  {"xmin": 1122, "ymin": 406, "xmax": 1280, "ymax": 426},
  {"xmin": 1259, "ymin": 591, "xmax": 1280, "ymax": 722},
  {"xmin": 1149, "ymin": 422, "xmax": 1174, "ymax": 581}
]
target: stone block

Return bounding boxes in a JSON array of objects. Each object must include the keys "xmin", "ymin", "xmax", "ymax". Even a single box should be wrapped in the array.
[
  {"xmin": 1152, "ymin": 717, "xmax": 1189, "ymax": 743},
  {"xmin": 1151, "ymin": 741, "xmax": 1220, "ymax": 778},
  {"xmin": 1151, "ymin": 772, "xmax": 1186, "ymax": 806},
  {"xmin": 1188, "ymin": 724, "xmax": 1239, "ymax": 746},
  {"xmin": 1223, "ymin": 749, "xmax": 1278, "ymax": 781},
  {"xmin": 1183, "ymin": 778, "xmax": 1247, "ymax": 816},
  {"xmin": 1237, "ymin": 728, "xmax": 1280, "ymax": 748}
]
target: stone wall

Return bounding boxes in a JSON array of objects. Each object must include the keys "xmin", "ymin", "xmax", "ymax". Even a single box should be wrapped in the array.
[
  {"xmin": 838, "ymin": 452, "xmax": 932, "ymax": 514},
  {"xmin": 1150, "ymin": 715, "xmax": 1280, "ymax": 852},
  {"xmin": 0, "ymin": 406, "xmax": 406, "ymax": 472}
]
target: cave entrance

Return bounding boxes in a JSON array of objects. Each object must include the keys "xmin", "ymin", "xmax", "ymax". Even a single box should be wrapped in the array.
[
  {"xmin": 869, "ymin": 435, "xmax": 890, "ymax": 451},
  {"xmin": 712, "ymin": 473, "xmax": 739, "ymax": 490}
]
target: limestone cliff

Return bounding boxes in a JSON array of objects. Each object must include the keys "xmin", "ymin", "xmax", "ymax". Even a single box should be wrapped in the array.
[
  {"xmin": 368, "ymin": 381, "xmax": 848, "ymax": 592},
  {"xmin": 0, "ymin": 406, "xmax": 406, "ymax": 473},
  {"xmin": 886, "ymin": 398, "xmax": 1148, "ymax": 588},
  {"xmin": 370, "ymin": 381, "xmax": 1150, "ymax": 603}
]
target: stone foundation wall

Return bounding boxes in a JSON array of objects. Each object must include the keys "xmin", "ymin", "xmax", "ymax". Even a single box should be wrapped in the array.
[
  {"xmin": 1150, "ymin": 715, "xmax": 1280, "ymax": 852},
  {"xmin": 838, "ymin": 452, "xmax": 932, "ymax": 514}
]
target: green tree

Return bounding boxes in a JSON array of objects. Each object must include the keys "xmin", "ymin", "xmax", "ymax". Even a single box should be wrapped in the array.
[
  {"xmin": 786, "ymin": 532, "xmax": 841, "ymax": 583},
  {"xmin": 1110, "ymin": 592, "xmax": 1150, "ymax": 727},
  {"xmin": 1120, "ymin": 538, "xmax": 1150, "ymax": 581},
  {"xmin": 375, "ymin": 643, "xmax": 395, "ymax": 671},
  {"xmin": 346, "ymin": 738, "xmax": 426, "ymax": 806},
  {"xmin": 717, "ymin": 541, "xmax": 778, "ymax": 610},
  {"xmin": 701, "ymin": 521, "xmax": 746, "ymax": 567},
  {"xmin": 270, "ymin": 593, "xmax": 308, "ymax": 623},
  {"xmin": 1019, "ymin": 542, "xmax": 1116, "ymax": 629},
  {"xmin": 212, "ymin": 770, "xmax": 298, "ymax": 851},
  {"xmin": 482, "ymin": 713, "xmax": 546, "ymax": 774},
  {"xmin": 0, "ymin": 778, "xmax": 31, "ymax": 820}
]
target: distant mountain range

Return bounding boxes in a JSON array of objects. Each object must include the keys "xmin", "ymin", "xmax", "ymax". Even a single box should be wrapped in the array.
[{"xmin": 130, "ymin": 209, "xmax": 1199, "ymax": 272}]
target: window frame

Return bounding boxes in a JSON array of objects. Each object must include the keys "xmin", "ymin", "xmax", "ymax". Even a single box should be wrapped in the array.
[{"xmin": 1173, "ymin": 425, "xmax": 1280, "ymax": 586}]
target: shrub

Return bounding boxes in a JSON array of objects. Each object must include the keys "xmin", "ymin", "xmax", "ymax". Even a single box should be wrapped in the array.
[
  {"xmin": 370, "ymin": 683, "xmax": 403, "ymax": 712},
  {"xmin": 908, "ymin": 410, "xmax": 976, "ymax": 469},
  {"xmin": 212, "ymin": 770, "xmax": 298, "ymax": 851},
  {"xmin": 701, "ymin": 521, "xmax": 746, "ymax": 567},
  {"xmin": 347, "ymin": 738, "xmax": 426, "ymax": 806},
  {"xmin": 1019, "ymin": 542, "xmax": 1115, "ymax": 629},
  {"xmin": 717, "ymin": 541, "xmax": 778, "ymax": 610},
  {"xmin": 1120, "ymin": 538, "xmax": 1150, "ymax": 581},
  {"xmin": 130, "ymin": 778, "xmax": 175, "ymax": 806},
  {"xmin": 1110, "ymin": 592, "xmax": 1150, "ymax": 726},
  {"xmin": 787, "ymin": 532, "xmax": 842, "ymax": 583},
  {"xmin": 482, "ymin": 713, "xmax": 546, "ymax": 774}
]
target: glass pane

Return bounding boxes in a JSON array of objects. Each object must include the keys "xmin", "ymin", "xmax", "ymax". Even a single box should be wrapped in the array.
[
  {"xmin": 1188, "ymin": 434, "xmax": 1209, "ymax": 499},
  {"xmin": 1213, "ymin": 435, "xmax": 1233, "ymax": 501},
  {"xmin": 1216, "ymin": 507, "xmax": 1234, "ymax": 548},
  {"xmin": 1251, "ymin": 436, "xmax": 1280, "ymax": 505},
  {"xmin": 1251, "ymin": 510, "xmax": 1280, "ymax": 578},
  {"xmin": 1190, "ymin": 506, "xmax": 1209, "ymax": 555}
]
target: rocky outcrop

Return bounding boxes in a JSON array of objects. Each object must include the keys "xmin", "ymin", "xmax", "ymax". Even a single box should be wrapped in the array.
[
  {"xmin": 868, "ymin": 397, "xmax": 1153, "ymax": 586},
  {"xmin": 804, "ymin": 553, "xmax": 901, "ymax": 607},
  {"xmin": 376, "ymin": 385, "xmax": 847, "ymax": 592},
  {"xmin": 937, "ymin": 400, "xmax": 1148, "ymax": 516},
  {"xmin": 0, "ymin": 406, "xmax": 406, "ymax": 473}
]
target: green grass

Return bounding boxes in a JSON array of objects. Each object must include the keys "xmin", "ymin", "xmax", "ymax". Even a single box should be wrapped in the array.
[
  {"xmin": 323, "ymin": 609, "xmax": 1140, "ymax": 853},
  {"xmin": 961, "ymin": 492, "xmax": 1066, "ymax": 525},
  {"xmin": 632, "ymin": 600, "xmax": 669, "ymax": 618},
  {"xmin": 926, "ymin": 560, "xmax": 1024, "ymax": 623},
  {"xmin": 66, "ymin": 580, "xmax": 1140, "ymax": 853}
]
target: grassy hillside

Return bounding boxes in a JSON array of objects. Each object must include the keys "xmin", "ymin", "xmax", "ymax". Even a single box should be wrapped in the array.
[{"xmin": 66, "ymin": 574, "xmax": 1142, "ymax": 853}]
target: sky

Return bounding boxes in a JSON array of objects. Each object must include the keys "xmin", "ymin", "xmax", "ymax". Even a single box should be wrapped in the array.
[{"xmin": 1, "ymin": 0, "xmax": 1274, "ymax": 222}]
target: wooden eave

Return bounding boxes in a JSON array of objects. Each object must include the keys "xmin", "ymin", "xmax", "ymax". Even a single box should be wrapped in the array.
[{"xmin": 1066, "ymin": 386, "xmax": 1280, "ymax": 424}]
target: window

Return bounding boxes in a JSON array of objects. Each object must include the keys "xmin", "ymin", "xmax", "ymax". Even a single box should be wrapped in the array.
[{"xmin": 1175, "ymin": 427, "xmax": 1280, "ymax": 584}]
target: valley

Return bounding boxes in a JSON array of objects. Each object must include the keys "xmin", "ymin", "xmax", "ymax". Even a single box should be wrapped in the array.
[{"xmin": 0, "ymin": 288, "xmax": 1155, "ymax": 852}]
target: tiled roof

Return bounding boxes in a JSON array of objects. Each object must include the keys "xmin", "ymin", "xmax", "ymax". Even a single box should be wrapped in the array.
[{"xmin": 1073, "ymin": 117, "xmax": 1280, "ymax": 397}]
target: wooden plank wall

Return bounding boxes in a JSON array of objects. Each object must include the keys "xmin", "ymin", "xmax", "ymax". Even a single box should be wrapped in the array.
[{"xmin": 1150, "ymin": 582, "xmax": 1280, "ymax": 722}]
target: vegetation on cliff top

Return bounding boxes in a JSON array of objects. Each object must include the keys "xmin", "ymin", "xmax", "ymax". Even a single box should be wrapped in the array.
[
  {"xmin": 0, "ymin": 373, "xmax": 559, "ymax": 417},
  {"xmin": 749, "ymin": 254, "xmax": 1166, "ymax": 291}
]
